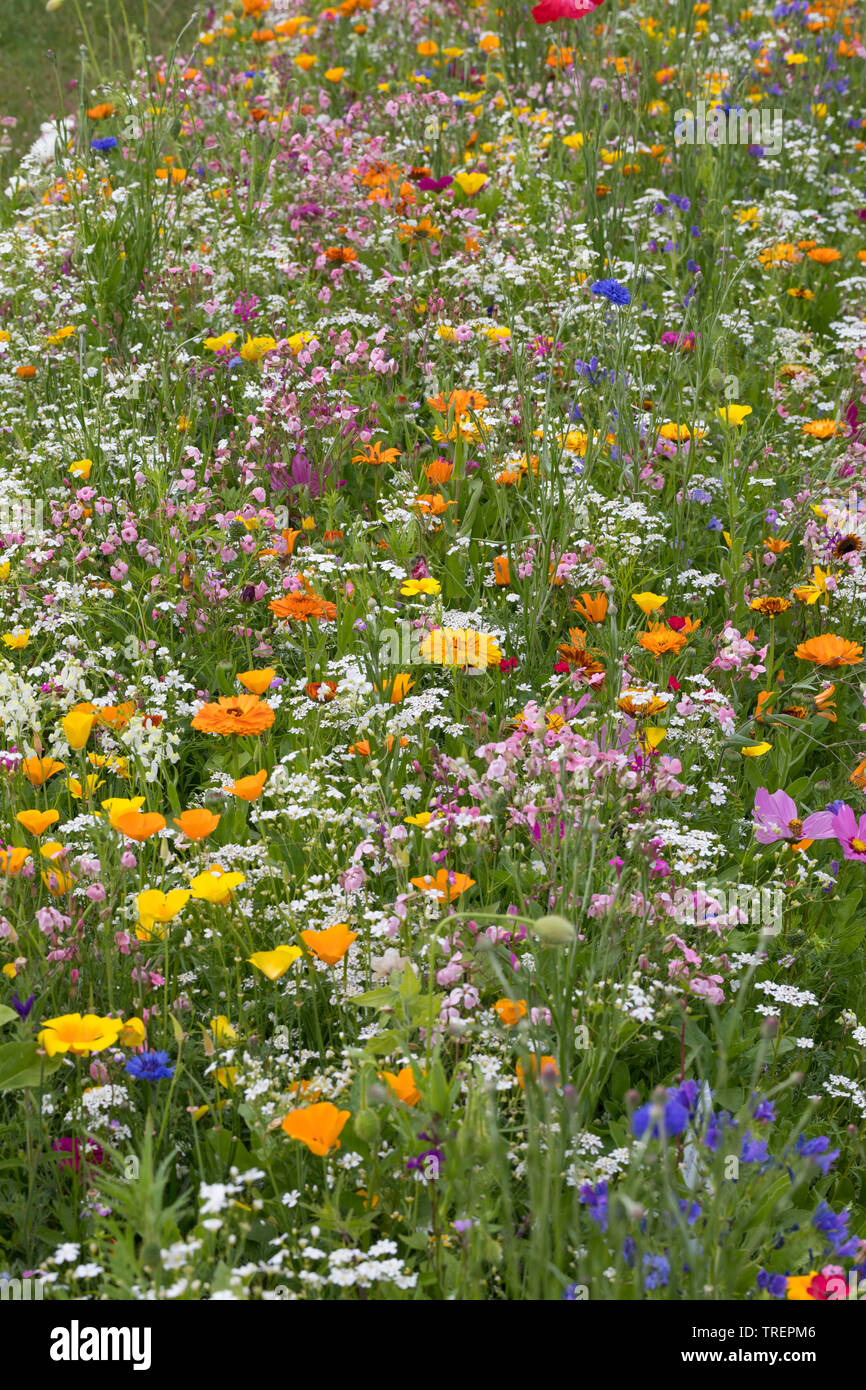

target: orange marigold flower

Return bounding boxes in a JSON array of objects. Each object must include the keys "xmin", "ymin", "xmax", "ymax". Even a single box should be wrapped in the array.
[
  {"xmin": 425, "ymin": 457, "xmax": 453, "ymax": 485},
  {"xmin": 806, "ymin": 247, "xmax": 841, "ymax": 264},
  {"xmin": 191, "ymin": 694, "xmax": 276, "ymax": 735},
  {"xmin": 795, "ymin": 634, "xmax": 863, "ymax": 667}
]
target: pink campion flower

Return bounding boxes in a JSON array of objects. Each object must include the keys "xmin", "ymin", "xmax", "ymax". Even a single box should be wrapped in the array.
[
  {"xmin": 532, "ymin": 0, "xmax": 605, "ymax": 21},
  {"xmin": 830, "ymin": 803, "xmax": 866, "ymax": 862},
  {"xmin": 753, "ymin": 788, "xmax": 834, "ymax": 844}
]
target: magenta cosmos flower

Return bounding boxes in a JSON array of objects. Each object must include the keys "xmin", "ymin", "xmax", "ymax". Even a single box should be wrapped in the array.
[
  {"xmin": 753, "ymin": 788, "xmax": 834, "ymax": 844},
  {"xmin": 830, "ymin": 804, "xmax": 866, "ymax": 862}
]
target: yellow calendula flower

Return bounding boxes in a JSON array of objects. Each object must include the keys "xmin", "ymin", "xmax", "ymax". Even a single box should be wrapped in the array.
[
  {"xmin": 741, "ymin": 742, "xmax": 772, "ymax": 757},
  {"xmin": 2, "ymin": 629, "xmax": 29, "ymax": 650},
  {"xmin": 239, "ymin": 335, "xmax": 278, "ymax": 362},
  {"xmin": 401, "ymin": 577, "xmax": 440, "ymax": 597}
]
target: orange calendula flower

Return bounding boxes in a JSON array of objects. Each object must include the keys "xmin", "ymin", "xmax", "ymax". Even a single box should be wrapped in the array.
[
  {"xmin": 410, "ymin": 868, "xmax": 475, "ymax": 902},
  {"xmin": 795, "ymin": 634, "xmax": 863, "ymax": 667},
  {"xmin": 21, "ymin": 757, "xmax": 65, "ymax": 787},
  {"xmin": 764, "ymin": 537, "xmax": 791, "ymax": 554},
  {"xmin": 493, "ymin": 998, "xmax": 528, "ymax": 1026},
  {"xmin": 281, "ymin": 1100, "xmax": 350, "ymax": 1156},
  {"xmin": 229, "ymin": 768, "xmax": 268, "ymax": 801},
  {"xmin": 572, "ymin": 591, "xmax": 608, "ymax": 623},
  {"xmin": 802, "ymin": 419, "xmax": 839, "ymax": 439},
  {"xmin": 380, "ymin": 1066, "xmax": 423, "ymax": 1106},
  {"xmin": 301, "ymin": 923, "xmax": 358, "ymax": 965},
  {"xmin": 86, "ymin": 103, "xmax": 116, "ymax": 119},
  {"xmin": 637, "ymin": 623, "xmax": 688, "ymax": 657},
  {"xmin": 191, "ymin": 694, "xmax": 276, "ymax": 735},
  {"xmin": 173, "ymin": 809, "xmax": 220, "ymax": 840},
  {"xmin": 749, "ymin": 596, "xmax": 792, "ymax": 616},
  {"xmin": 269, "ymin": 593, "xmax": 337, "ymax": 623},
  {"xmin": 557, "ymin": 628, "xmax": 605, "ymax": 675}
]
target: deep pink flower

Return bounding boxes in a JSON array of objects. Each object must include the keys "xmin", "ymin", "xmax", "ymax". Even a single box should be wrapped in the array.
[
  {"xmin": 532, "ymin": 0, "xmax": 605, "ymax": 21},
  {"xmin": 830, "ymin": 803, "xmax": 866, "ymax": 862}
]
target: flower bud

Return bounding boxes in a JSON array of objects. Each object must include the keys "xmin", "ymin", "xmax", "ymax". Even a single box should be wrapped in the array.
[{"xmin": 533, "ymin": 914, "xmax": 576, "ymax": 945}]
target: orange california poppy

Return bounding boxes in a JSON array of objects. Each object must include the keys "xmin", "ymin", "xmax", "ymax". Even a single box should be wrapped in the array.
[
  {"xmin": 16, "ymin": 809, "xmax": 60, "ymax": 836},
  {"xmin": 281, "ymin": 1101, "xmax": 350, "ymax": 1156},
  {"xmin": 173, "ymin": 809, "xmax": 220, "ymax": 840},
  {"xmin": 114, "ymin": 811, "xmax": 166, "ymax": 841},
  {"xmin": 516, "ymin": 1055, "xmax": 559, "ymax": 1089},
  {"xmin": 493, "ymin": 555, "xmax": 511, "ymax": 586},
  {"xmin": 21, "ymin": 757, "xmax": 65, "ymax": 786},
  {"xmin": 229, "ymin": 769, "xmax": 268, "ymax": 801},
  {"xmin": 300, "ymin": 922, "xmax": 358, "ymax": 966},
  {"xmin": 237, "ymin": 669, "xmax": 276, "ymax": 696},
  {"xmin": 379, "ymin": 1066, "xmax": 422, "ymax": 1106},
  {"xmin": 410, "ymin": 868, "xmax": 475, "ymax": 902},
  {"xmin": 794, "ymin": 634, "xmax": 863, "ymax": 667},
  {"xmin": 191, "ymin": 694, "xmax": 276, "ymax": 735},
  {"xmin": 493, "ymin": 998, "xmax": 528, "ymax": 1026},
  {"xmin": 0, "ymin": 847, "xmax": 31, "ymax": 875}
]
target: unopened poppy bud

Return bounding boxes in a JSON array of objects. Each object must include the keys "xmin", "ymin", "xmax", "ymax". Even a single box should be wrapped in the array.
[
  {"xmin": 353, "ymin": 1109, "xmax": 380, "ymax": 1143},
  {"xmin": 293, "ymin": 115, "xmax": 308, "ymax": 134},
  {"xmin": 602, "ymin": 118, "xmax": 620, "ymax": 141},
  {"xmin": 533, "ymin": 914, "xmax": 576, "ymax": 945},
  {"xmin": 708, "ymin": 367, "xmax": 726, "ymax": 393}
]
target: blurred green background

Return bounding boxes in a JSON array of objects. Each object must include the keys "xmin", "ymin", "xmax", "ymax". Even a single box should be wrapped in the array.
[{"xmin": 0, "ymin": 0, "xmax": 191, "ymax": 152}]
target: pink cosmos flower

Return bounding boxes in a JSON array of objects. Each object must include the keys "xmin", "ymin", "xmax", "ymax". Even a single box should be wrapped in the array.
[
  {"xmin": 830, "ymin": 803, "xmax": 866, "ymax": 862},
  {"xmin": 753, "ymin": 788, "xmax": 835, "ymax": 844}
]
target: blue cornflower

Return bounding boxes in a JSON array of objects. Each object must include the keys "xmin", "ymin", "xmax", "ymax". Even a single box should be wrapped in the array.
[
  {"xmin": 126, "ymin": 1050, "xmax": 174, "ymax": 1082},
  {"xmin": 578, "ymin": 1180, "xmax": 609, "ymax": 1233},
  {"xmin": 707, "ymin": 517, "xmax": 724, "ymax": 531},
  {"xmin": 91, "ymin": 136, "xmax": 118, "ymax": 152},
  {"xmin": 757, "ymin": 1269, "xmax": 788, "ymax": 1298},
  {"xmin": 590, "ymin": 278, "xmax": 631, "ymax": 307},
  {"xmin": 643, "ymin": 1253, "xmax": 670, "ymax": 1291}
]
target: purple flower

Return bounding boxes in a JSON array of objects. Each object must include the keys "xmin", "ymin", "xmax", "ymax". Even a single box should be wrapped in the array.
[
  {"xmin": 796, "ymin": 1135, "xmax": 839, "ymax": 1174},
  {"xmin": 752, "ymin": 787, "xmax": 834, "ymax": 844},
  {"xmin": 10, "ymin": 993, "xmax": 35, "ymax": 1020},
  {"xmin": 757, "ymin": 1269, "xmax": 788, "ymax": 1298}
]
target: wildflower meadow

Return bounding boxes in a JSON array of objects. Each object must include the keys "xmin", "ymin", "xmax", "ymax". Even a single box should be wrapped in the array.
[{"xmin": 1, "ymin": 0, "xmax": 866, "ymax": 1329}]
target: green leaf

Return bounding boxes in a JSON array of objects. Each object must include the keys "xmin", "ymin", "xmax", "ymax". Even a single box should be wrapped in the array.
[
  {"xmin": 0, "ymin": 1004, "xmax": 18, "ymax": 1029},
  {"xmin": 0, "ymin": 1041, "xmax": 63, "ymax": 1091}
]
